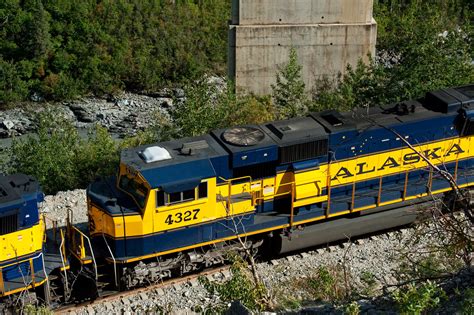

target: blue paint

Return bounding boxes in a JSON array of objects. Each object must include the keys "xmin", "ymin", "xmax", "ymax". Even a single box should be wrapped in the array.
[{"xmin": 141, "ymin": 159, "xmax": 216, "ymax": 189}]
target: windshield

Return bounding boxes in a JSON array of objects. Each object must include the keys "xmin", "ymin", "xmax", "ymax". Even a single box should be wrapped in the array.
[{"xmin": 118, "ymin": 175, "xmax": 148, "ymax": 209}]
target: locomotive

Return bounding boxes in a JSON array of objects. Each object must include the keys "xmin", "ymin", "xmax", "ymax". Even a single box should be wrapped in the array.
[
  {"xmin": 1, "ymin": 84, "xmax": 473, "ymax": 304},
  {"xmin": 82, "ymin": 84, "xmax": 474, "ymax": 290},
  {"xmin": 0, "ymin": 174, "xmax": 67, "ymax": 305}
]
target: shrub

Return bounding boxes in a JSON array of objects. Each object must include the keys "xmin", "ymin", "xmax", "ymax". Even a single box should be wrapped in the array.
[
  {"xmin": 172, "ymin": 81, "xmax": 276, "ymax": 138},
  {"xmin": 8, "ymin": 109, "xmax": 120, "ymax": 194},
  {"xmin": 23, "ymin": 304, "xmax": 52, "ymax": 315},
  {"xmin": 344, "ymin": 301, "xmax": 361, "ymax": 315},
  {"xmin": 392, "ymin": 281, "xmax": 446, "ymax": 314},
  {"xmin": 199, "ymin": 256, "xmax": 268, "ymax": 312},
  {"xmin": 299, "ymin": 265, "xmax": 351, "ymax": 302},
  {"xmin": 271, "ymin": 47, "xmax": 309, "ymax": 119}
]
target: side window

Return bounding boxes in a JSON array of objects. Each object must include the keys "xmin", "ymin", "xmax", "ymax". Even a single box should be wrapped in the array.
[
  {"xmin": 156, "ymin": 182, "xmax": 209, "ymax": 208},
  {"xmin": 157, "ymin": 190, "xmax": 165, "ymax": 207}
]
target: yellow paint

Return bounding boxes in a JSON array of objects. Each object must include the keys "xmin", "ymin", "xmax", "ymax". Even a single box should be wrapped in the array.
[
  {"xmin": 91, "ymin": 135, "xmax": 473, "ymax": 248},
  {"xmin": 0, "ymin": 218, "xmax": 44, "ymax": 263},
  {"xmin": 328, "ymin": 137, "xmax": 471, "ymax": 187},
  {"xmin": 0, "ymin": 278, "xmax": 47, "ymax": 298}
]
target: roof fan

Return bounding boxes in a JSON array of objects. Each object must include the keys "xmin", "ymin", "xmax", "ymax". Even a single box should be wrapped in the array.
[{"xmin": 222, "ymin": 127, "xmax": 265, "ymax": 146}]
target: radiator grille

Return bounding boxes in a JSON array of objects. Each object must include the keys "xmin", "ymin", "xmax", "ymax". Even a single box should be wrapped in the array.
[
  {"xmin": 280, "ymin": 139, "xmax": 328, "ymax": 163},
  {"xmin": 0, "ymin": 213, "xmax": 18, "ymax": 235}
]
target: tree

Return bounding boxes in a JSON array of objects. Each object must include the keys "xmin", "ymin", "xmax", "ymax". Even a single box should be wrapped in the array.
[
  {"xmin": 271, "ymin": 47, "xmax": 309, "ymax": 119},
  {"xmin": 313, "ymin": 0, "xmax": 474, "ymax": 110}
]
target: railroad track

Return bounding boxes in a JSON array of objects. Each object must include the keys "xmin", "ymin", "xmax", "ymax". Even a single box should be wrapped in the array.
[{"xmin": 54, "ymin": 265, "xmax": 231, "ymax": 314}]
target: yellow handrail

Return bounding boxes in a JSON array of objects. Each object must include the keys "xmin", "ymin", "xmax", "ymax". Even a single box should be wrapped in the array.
[
  {"xmin": 43, "ymin": 214, "xmax": 58, "ymax": 243},
  {"xmin": 69, "ymin": 225, "xmax": 98, "ymax": 280},
  {"xmin": 0, "ymin": 252, "xmax": 43, "ymax": 295}
]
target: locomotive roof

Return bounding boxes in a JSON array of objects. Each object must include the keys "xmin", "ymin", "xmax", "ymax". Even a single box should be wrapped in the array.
[
  {"xmin": 120, "ymin": 84, "xmax": 474, "ymax": 189},
  {"xmin": 0, "ymin": 174, "xmax": 40, "ymax": 211},
  {"xmin": 120, "ymin": 133, "xmax": 227, "ymax": 171}
]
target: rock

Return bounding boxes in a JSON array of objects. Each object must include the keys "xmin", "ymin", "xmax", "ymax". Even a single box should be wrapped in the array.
[
  {"xmin": 116, "ymin": 99, "xmax": 130, "ymax": 107},
  {"xmin": 174, "ymin": 88, "xmax": 185, "ymax": 99},
  {"xmin": 1, "ymin": 120, "xmax": 14, "ymax": 130},
  {"xmin": 225, "ymin": 301, "xmax": 251, "ymax": 315},
  {"xmin": 30, "ymin": 92, "xmax": 44, "ymax": 102}
]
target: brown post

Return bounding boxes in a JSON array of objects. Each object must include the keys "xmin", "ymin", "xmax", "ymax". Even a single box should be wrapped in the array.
[
  {"xmin": 30, "ymin": 259, "xmax": 36, "ymax": 287},
  {"xmin": 377, "ymin": 177, "xmax": 383, "ymax": 206},
  {"xmin": 403, "ymin": 171, "xmax": 409, "ymax": 200}
]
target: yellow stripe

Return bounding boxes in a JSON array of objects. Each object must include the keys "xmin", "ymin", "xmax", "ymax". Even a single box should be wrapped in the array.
[
  {"xmin": 0, "ymin": 279, "xmax": 47, "ymax": 298},
  {"xmin": 110, "ymin": 180, "xmax": 473, "ymax": 263}
]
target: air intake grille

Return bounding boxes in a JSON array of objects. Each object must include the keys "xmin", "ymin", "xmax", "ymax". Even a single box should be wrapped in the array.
[
  {"xmin": 280, "ymin": 139, "xmax": 328, "ymax": 164},
  {"xmin": 0, "ymin": 213, "xmax": 18, "ymax": 235}
]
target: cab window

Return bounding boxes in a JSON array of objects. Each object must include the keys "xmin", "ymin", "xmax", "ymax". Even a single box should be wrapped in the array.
[
  {"xmin": 156, "ymin": 182, "xmax": 208, "ymax": 207},
  {"xmin": 119, "ymin": 175, "xmax": 148, "ymax": 208}
]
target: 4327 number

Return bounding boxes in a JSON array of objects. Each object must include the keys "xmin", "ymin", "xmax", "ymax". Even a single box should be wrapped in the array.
[{"xmin": 165, "ymin": 209, "xmax": 200, "ymax": 225}]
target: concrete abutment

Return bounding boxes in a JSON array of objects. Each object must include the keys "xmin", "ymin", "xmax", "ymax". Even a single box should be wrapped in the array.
[{"xmin": 228, "ymin": 0, "xmax": 377, "ymax": 95}]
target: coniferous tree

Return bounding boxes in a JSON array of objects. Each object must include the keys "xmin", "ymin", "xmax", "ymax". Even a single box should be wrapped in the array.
[{"xmin": 271, "ymin": 47, "xmax": 309, "ymax": 119}]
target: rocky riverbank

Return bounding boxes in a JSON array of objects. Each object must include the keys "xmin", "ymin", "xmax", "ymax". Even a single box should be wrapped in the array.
[
  {"xmin": 0, "ymin": 77, "xmax": 227, "ymax": 141},
  {"xmin": 0, "ymin": 92, "xmax": 175, "ymax": 140}
]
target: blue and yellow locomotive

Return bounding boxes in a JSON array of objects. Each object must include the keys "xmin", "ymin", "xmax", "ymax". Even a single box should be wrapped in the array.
[
  {"xmin": 80, "ymin": 84, "xmax": 474, "ymax": 289},
  {"xmin": 0, "ymin": 174, "xmax": 46, "ymax": 299},
  {"xmin": 0, "ymin": 174, "xmax": 69, "ymax": 306}
]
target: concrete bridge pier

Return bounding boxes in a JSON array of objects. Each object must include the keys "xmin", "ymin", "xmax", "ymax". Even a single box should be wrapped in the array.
[{"xmin": 228, "ymin": 0, "xmax": 377, "ymax": 95}]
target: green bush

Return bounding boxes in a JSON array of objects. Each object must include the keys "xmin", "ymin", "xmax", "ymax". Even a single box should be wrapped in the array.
[
  {"xmin": 171, "ymin": 81, "xmax": 276, "ymax": 138},
  {"xmin": 271, "ymin": 47, "xmax": 309, "ymax": 118},
  {"xmin": 8, "ymin": 109, "xmax": 120, "ymax": 194},
  {"xmin": 200, "ymin": 256, "xmax": 268, "ymax": 312},
  {"xmin": 299, "ymin": 265, "xmax": 350, "ymax": 302},
  {"xmin": 312, "ymin": 0, "xmax": 474, "ymax": 110},
  {"xmin": 392, "ymin": 281, "xmax": 446, "ymax": 315},
  {"xmin": 0, "ymin": 0, "xmax": 230, "ymax": 103},
  {"xmin": 460, "ymin": 288, "xmax": 474, "ymax": 314},
  {"xmin": 344, "ymin": 301, "xmax": 361, "ymax": 315}
]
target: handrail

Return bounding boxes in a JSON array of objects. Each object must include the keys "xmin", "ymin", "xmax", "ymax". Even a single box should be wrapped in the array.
[
  {"xmin": 0, "ymin": 252, "xmax": 44, "ymax": 270},
  {"xmin": 0, "ymin": 252, "xmax": 44, "ymax": 295},
  {"xmin": 43, "ymin": 214, "xmax": 58, "ymax": 243},
  {"xmin": 218, "ymin": 175, "xmax": 253, "ymax": 183},
  {"xmin": 219, "ymin": 176, "xmax": 254, "ymax": 212},
  {"xmin": 70, "ymin": 226, "xmax": 98, "ymax": 281},
  {"xmin": 40, "ymin": 253, "xmax": 50, "ymax": 305},
  {"xmin": 102, "ymin": 214, "xmax": 118, "ymax": 287},
  {"xmin": 59, "ymin": 229, "xmax": 69, "ymax": 297}
]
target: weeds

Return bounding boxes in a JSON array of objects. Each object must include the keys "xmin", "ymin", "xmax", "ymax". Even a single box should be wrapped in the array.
[
  {"xmin": 199, "ymin": 256, "xmax": 268, "ymax": 312},
  {"xmin": 359, "ymin": 271, "xmax": 378, "ymax": 297},
  {"xmin": 344, "ymin": 301, "xmax": 360, "ymax": 315},
  {"xmin": 298, "ymin": 265, "xmax": 351, "ymax": 302},
  {"xmin": 392, "ymin": 280, "xmax": 446, "ymax": 314},
  {"xmin": 23, "ymin": 304, "xmax": 52, "ymax": 315}
]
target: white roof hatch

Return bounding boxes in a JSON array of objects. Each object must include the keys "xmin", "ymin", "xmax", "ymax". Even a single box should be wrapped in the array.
[{"xmin": 139, "ymin": 146, "xmax": 172, "ymax": 163}]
